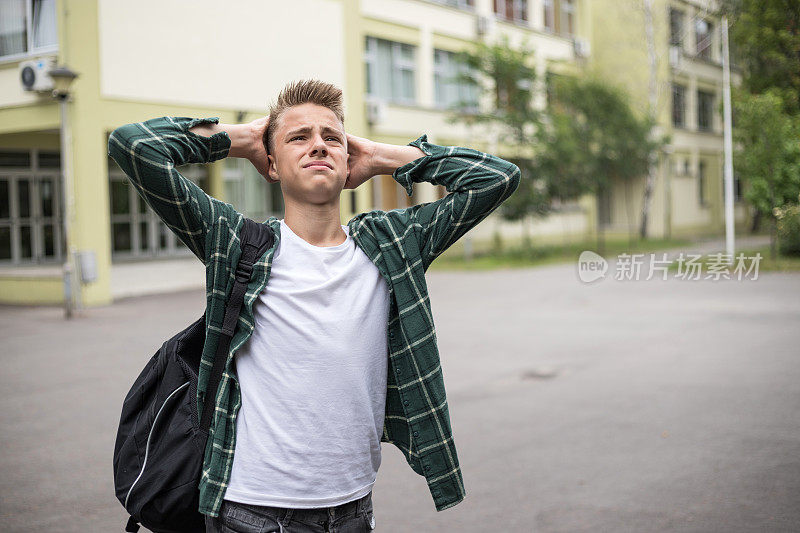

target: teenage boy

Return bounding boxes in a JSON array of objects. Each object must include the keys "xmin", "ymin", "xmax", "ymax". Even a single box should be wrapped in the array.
[{"xmin": 108, "ymin": 79, "xmax": 520, "ymax": 532}]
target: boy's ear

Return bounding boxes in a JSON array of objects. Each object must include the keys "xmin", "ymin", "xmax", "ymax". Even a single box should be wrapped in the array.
[
  {"xmin": 267, "ymin": 154, "xmax": 280, "ymax": 182},
  {"xmin": 344, "ymin": 139, "xmax": 350, "ymax": 178}
]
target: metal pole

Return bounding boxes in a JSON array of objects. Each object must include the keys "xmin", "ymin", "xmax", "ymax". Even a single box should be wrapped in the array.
[
  {"xmin": 59, "ymin": 95, "xmax": 78, "ymax": 318},
  {"xmin": 721, "ymin": 16, "xmax": 735, "ymax": 262}
]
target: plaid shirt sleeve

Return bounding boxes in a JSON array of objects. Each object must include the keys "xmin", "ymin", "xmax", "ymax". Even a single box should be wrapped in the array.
[
  {"xmin": 107, "ymin": 116, "xmax": 236, "ymax": 264},
  {"xmin": 391, "ymin": 134, "xmax": 521, "ymax": 270}
]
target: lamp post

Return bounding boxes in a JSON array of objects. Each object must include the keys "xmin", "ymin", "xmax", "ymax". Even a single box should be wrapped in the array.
[
  {"xmin": 721, "ymin": 17, "xmax": 735, "ymax": 263},
  {"xmin": 50, "ymin": 65, "xmax": 79, "ymax": 319}
]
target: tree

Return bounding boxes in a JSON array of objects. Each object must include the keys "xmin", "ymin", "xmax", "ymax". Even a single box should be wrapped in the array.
[
  {"xmin": 720, "ymin": 0, "xmax": 800, "ymax": 233},
  {"xmin": 732, "ymin": 89, "xmax": 800, "ymax": 259},
  {"xmin": 721, "ymin": 0, "xmax": 800, "ymax": 116},
  {"xmin": 446, "ymin": 38, "xmax": 665, "ymax": 253},
  {"xmin": 449, "ymin": 34, "xmax": 542, "ymax": 146},
  {"xmin": 543, "ymin": 74, "xmax": 666, "ymax": 252},
  {"xmin": 446, "ymin": 36, "xmax": 552, "ymax": 249}
]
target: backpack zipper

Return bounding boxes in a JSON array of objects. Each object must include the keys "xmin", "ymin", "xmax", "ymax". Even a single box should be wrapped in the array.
[{"xmin": 125, "ymin": 381, "xmax": 191, "ymax": 508}]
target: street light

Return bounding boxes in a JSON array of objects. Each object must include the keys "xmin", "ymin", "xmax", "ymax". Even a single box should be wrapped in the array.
[
  {"xmin": 721, "ymin": 17, "xmax": 736, "ymax": 263},
  {"xmin": 50, "ymin": 65, "xmax": 79, "ymax": 318}
]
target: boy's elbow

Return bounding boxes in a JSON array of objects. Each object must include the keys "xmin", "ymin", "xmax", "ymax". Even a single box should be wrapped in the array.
[
  {"xmin": 503, "ymin": 162, "xmax": 521, "ymax": 198},
  {"xmin": 107, "ymin": 131, "xmax": 123, "ymax": 164},
  {"xmin": 108, "ymin": 124, "xmax": 135, "ymax": 160}
]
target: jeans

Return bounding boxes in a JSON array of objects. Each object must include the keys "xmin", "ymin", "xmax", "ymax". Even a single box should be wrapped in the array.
[{"xmin": 205, "ymin": 490, "xmax": 376, "ymax": 532}]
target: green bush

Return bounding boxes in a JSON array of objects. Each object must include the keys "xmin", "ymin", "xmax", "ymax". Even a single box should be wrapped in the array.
[{"xmin": 775, "ymin": 201, "xmax": 800, "ymax": 256}]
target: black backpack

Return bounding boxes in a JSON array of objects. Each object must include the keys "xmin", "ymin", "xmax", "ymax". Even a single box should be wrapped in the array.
[{"xmin": 113, "ymin": 218, "xmax": 275, "ymax": 533}]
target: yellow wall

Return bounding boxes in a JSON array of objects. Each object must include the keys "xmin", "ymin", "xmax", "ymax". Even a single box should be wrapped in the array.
[{"xmin": 96, "ymin": 0, "xmax": 346, "ymax": 110}]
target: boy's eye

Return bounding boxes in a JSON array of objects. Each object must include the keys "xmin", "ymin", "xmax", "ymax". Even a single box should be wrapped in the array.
[{"xmin": 290, "ymin": 135, "xmax": 341, "ymax": 142}]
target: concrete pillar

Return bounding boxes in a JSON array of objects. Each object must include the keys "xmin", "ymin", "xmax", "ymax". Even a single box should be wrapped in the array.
[
  {"xmin": 208, "ymin": 160, "xmax": 225, "ymax": 201},
  {"xmin": 64, "ymin": 0, "xmax": 113, "ymax": 307},
  {"xmin": 419, "ymin": 24, "xmax": 433, "ymax": 108}
]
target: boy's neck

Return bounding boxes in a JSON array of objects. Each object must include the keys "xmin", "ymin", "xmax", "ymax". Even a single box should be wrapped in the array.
[{"xmin": 282, "ymin": 199, "xmax": 347, "ymax": 247}]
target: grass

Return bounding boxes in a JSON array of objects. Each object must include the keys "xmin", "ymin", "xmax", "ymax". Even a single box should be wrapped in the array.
[
  {"xmin": 427, "ymin": 236, "xmax": 694, "ymax": 271},
  {"xmin": 666, "ymin": 245, "xmax": 800, "ymax": 274}
]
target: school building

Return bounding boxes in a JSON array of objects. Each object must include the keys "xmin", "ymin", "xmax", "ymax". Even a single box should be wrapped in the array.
[{"xmin": 0, "ymin": 0, "xmax": 744, "ymax": 307}]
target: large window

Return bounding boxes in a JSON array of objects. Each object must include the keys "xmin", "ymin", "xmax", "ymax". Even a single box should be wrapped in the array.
[
  {"xmin": 223, "ymin": 158, "xmax": 283, "ymax": 222},
  {"xmin": 543, "ymin": 0, "xmax": 555, "ymax": 32},
  {"xmin": 0, "ymin": 149, "xmax": 63, "ymax": 265},
  {"xmin": 695, "ymin": 18, "xmax": 713, "ymax": 60},
  {"xmin": 672, "ymin": 83, "xmax": 686, "ymax": 128},
  {"xmin": 494, "ymin": 0, "xmax": 528, "ymax": 24},
  {"xmin": 669, "ymin": 7, "xmax": 684, "ymax": 47},
  {"xmin": 108, "ymin": 160, "xmax": 209, "ymax": 260},
  {"xmin": 433, "ymin": 49, "xmax": 479, "ymax": 112},
  {"xmin": 697, "ymin": 89, "xmax": 714, "ymax": 131},
  {"xmin": 364, "ymin": 36, "xmax": 416, "ymax": 105},
  {"xmin": 560, "ymin": 0, "xmax": 575, "ymax": 36},
  {"xmin": 698, "ymin": 160, "xmax": 707, "ymax": 206},
  {"xmin": 0, "ymin": 0, "xmax": 57, "ymax": 60}
]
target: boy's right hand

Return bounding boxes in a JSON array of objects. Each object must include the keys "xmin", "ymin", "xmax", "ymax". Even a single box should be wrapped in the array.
[{"xmin": 247, "ymin": 117, "xmax": 275, "ymax": 183}]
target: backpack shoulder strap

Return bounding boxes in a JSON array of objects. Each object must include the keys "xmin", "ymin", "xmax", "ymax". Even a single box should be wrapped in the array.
[{"xmin": 200, "ymin": 218, "xmax": 275, "ymax": 435}]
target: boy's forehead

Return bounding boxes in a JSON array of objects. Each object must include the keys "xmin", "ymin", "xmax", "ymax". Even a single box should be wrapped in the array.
[{"xmin": 280, "ymin": 104, "xmax": 344, "ymax": 133}]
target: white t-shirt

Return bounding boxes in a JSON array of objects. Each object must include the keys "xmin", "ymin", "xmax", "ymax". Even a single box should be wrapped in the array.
[{"xmin": 224, "ymin": 219, "xmax": 391, "ymax": 508}]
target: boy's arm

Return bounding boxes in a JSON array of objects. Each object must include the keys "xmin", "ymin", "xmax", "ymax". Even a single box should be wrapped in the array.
[
  {"xmin": 375, "ymin": 134, "xmax": 521, "ymax": 270},
  {"xmin": 107, "ymin": 116, "xmax": 267, "ymax": 264}
]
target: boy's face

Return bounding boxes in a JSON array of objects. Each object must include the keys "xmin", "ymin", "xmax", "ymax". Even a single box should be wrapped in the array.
[{"xmin": 267, "ymin": 103, "xmax": 349, "ymax": 204}]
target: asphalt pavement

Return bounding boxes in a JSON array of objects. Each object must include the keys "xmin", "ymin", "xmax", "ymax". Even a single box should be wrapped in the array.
[{"xmin": 1, "ymin": 250, "xmax": 798, "ymax": 532}]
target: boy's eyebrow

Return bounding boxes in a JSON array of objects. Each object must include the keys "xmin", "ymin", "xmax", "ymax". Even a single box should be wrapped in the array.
[{"xmin": 284, "ymin": 126, "xmax": 343, "ymax": 139}]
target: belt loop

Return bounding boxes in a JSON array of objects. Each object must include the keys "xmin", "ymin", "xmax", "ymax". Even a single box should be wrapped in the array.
[
  {"xmin": 281, "ymin": 508, "xmax": 293, "ymax": 526},
  {"xmin": 358, "ymin": 491, "xmax": 370, "ymax": 514}
]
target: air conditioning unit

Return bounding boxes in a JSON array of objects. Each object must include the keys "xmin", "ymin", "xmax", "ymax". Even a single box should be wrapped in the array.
[
  {"xmin": 476, "ymin": 15, "xmax": 491, "ymax": 36},
  {"xmin": 573, "ymin": 37, "xmax": 591, "ymax": 58},
  {"xmin": 669, "ymin": 45, "xmax": 682, "ymax": 69},
  {"xmin": 20, "ymin": 58, "xmax": 55, "ymax": 92},
  {"xmin": 365, "ymin": 99, "xmax": 386, "ymax": 126}
]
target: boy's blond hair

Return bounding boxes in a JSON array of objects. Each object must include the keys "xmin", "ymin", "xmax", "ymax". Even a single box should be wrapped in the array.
[{"xmin": 263, "ymin": 79, "xmax": 345, "ymax": 155}]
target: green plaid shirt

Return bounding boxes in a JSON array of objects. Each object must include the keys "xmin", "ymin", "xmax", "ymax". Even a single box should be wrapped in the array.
[{"xmin": 108, "ymin": 116, "xmax": 520, "ymax": 517}]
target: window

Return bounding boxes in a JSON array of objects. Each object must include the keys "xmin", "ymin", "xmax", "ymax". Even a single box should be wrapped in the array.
[
  {"xmin": 698, "ymin": 160, "xmax": 707, "ymax": 206},
  {"xmin": 669, "ymin": 8, "xmax": 684, "ymax": 47},
  {"xmin": 672, "ymin": 83, "xmax": 686, "ymax": 128},
  {"xmin": 695, "ymin": 18, "xmax": 713, "ymax": 60},
  {"xmin": 223, "ymin": 158, "xmax": 283, "ymax": 223},
  {"xmin": 494, "ymin": 0, "xmax": 528, "ymax": 24},
  {"xmin": 0, "ymin": 0, "xmax": 58, "ymax": 60},
  {"xmin": 697, "ymin": 90, "xmax": 714, "ymax": 131},
  {"xmin": 722, "ymin": 172, "xmax": 743, "ymax": 203},
  {"xmin": 560, "ymin": 0, "xmax": 575, "ymax": 36},
  {"xmin": 433, "ymin": 49, "xmax": 479, "ymax": 111},
  {"xmin": 543, "ymin": 0, "xmax": 555, "ymax": 32},
  {"xmin": 734, "ymin": 173, "xmax": 742, "ymax": 202},
  {"xmin": 365, "ymin": 36, "xmax": 416, "ymax": 105},
  {"xmin": 348, "ymin": 190, "xmax": 357, "ymax": 213},
  {"xmin": 108, "ymin": 159, "xmax": 209, "ymax": 259},
  {"xmin": 0, "ymin": 149, "xmax": 63, "ymax": 265}
]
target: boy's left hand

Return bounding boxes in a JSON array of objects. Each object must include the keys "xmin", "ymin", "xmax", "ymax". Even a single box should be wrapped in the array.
[{"xmin": 344, "ymin": 133, "xmax": 379, "ymax": 189}]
